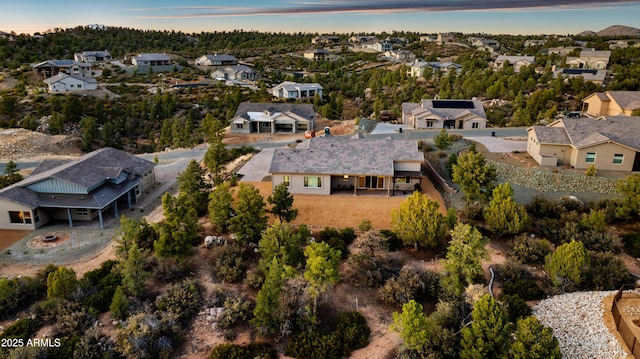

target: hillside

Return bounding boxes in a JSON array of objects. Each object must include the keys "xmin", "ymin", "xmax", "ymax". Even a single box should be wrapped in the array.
[{"xmin": 583, "ymin": 25, "xmax": 640, "ymax": 37}]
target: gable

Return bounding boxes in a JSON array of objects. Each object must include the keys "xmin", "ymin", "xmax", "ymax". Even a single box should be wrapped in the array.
[{"xmin": 25, "ymin": 177, "xmax": 91, "ymax": 194}]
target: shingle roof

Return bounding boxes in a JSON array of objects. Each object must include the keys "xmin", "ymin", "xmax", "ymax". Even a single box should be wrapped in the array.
[
  {"xmin": 272, "ymin": 81, "xmax": 323, "ymax": 92},
  {"xmin": 562, "ymin": 116, "xmax": 640, "ymax": 150},
  {"xmin": 32, "ymin": 60, "xmax": 91, "ymax": 69},
  {"xmin": 43, "ymin": 73, "xmax": 97, "ymax": 85},
  {"xmin": 606, "ymin": 91, "xmax": 640, "ymax": 111},
  {"xmin": 203, "ymin": 54, "xmax": 236, "ymax": 62},
  {"xmin": 532, "ymin": 126, "xmax": 570, "ymax": 144},
  {"xmin": 495, "ymin": 55, "xmax": 535, "ymax": 63},
  {"xmin": 233, "ymin": 102, "xmax": 315, "ymax": 122},
  {"xmin": 270, "ymin": 137, "xmax": 424, "ymax": 176},
  {"xmin": 134, "ymin": 53, "xmax": 171, "ymax": 61}
]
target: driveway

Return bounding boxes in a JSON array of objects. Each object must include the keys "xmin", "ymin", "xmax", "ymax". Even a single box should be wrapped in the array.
[
  {"xmin": 237, "ymin": 147, "xmax": 276, "ymax": 182},
  {"xmin": 464, "ymin": 136, "xmax": 527, "ymax": 153}
]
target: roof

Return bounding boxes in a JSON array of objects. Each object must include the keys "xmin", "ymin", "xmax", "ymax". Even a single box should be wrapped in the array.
[
  {"xmin": 32, "ymin": 60, "xmax": 91, "ymax": 69},
  {"xmin": 533, "ymin": 116, "xmax": 640, "ymax": 151},
  {"xmin": 270, "ymin": 137, "xmax": 424, "ymax": 176},
  {"xmin": 606, "ymin": 91, "xmax": 640, "ymax": 111},
  {"xmin": 554, "ymin": 68, "xmax": 607, "ymax": 82},
  {"xmin": 134, "ymin": 53, "xmax": 171, "ymax": 61},
  {"xmin": 408, "ymin": 60, "xmax": 461, "ymax": 69},
  {"xmin": 0, "ymin": 147, "xmax": 155, "ymax": 209},
  {"xmin": 201, "ymin": 54, "xmax": 237, "ymax": 62},
  {"xmin": 305, "ymin": 49, "xmax": 331, "ymax": 54},
  {"xmin": 43, "ymin": 73, "xmax": 97, "ymax": 85},
  {"xmin": 403, "ymin": 98, "xmax": 486, "ymax": 119},
  {"xmin": 213, "ymin": 65, "xmax": 253, "ymax": 74},
  {"xmin": 495, "ymin": 55, "xmax": 535, "ymax": 63},
  {"xmin": 77, "ymin": 50, "xmax": 110, "ymax": 57},
  {"xmin": 272, "ymin": 81, "xmax": 323, "ymax": 92},
  {"xmin": 233, "ymin": 102, "xmax": 315, "ymax": 122},
  {"xmin": 580, "ymin": 50, "xmax": 611, "ymax": 57}
]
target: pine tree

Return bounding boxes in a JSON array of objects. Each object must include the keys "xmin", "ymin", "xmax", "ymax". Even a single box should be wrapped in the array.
[
  {"xmin": 230, "ymin": 183, "xmax": 268, "ymax": 245},
  {"xmin": 451, "ymin": 147, "xmax": 496, "ymax": 201},
  {"xmin": 251, "ymin": 257, "xmax": 285, "ymax": 336},
  {"xmin": 304, "ymin": 241, "xmax": 341, "ymax": 316},
  {"xmin": 46, "ymin": 267, "xmax": 78, "ymax": 300},
  {"xmin": 483, "ymin": 182, "xmax": 528, "ymax": 236},
  {"xmin": 267, "ymin": 183, "xmax": 298, "ymax": 222},
  {"xmin": 441, "ymin": 222, "xmax": 489, "ymax": 297},
  {"xmin": 544, "ymin": 240, "xmax": 589, "ymax": 291},
  {"xmin": 511, "ymin": 316, "xmax": 561, "ymax": 359},
  {"xmin": 391, "ymin": 191, "xmax": 444, "ymax": 249},
  {"xmin": 460, "ymin": 295, "xmax": 511, "ymax": 359},
  {"xmin": 109, "ymin": 286, "xmax": 129, "ymax": 320},
  {"xmin": 390, "ymin": 299, "xmax": 433, "ymax": 352},
  {"xmin": 208, "ymin": 182, "xmax": 234, "ymax": 233},
  {"xmin": 120, "ymin": 242, "xmax": 149, "ymax": 297},
  {"xmin": 177, "ymin": 159, "xmax": 210, "ymax": 216}
]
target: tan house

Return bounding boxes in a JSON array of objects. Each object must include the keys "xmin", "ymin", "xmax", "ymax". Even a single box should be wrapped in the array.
[
  {"xmin": 581, "ymin": 91, "xmax": 640, "ymax": 117},
  {"xmin": 303, "ymin": 49, "xmax": 336, "ymax": 61},
  {"xmin": 493, "ymin": 56, "xmax": 535, "ymax": 73},
  {"xmin": 527, "ymin": 116, "xmax": 640, "ymax": 171},
  {"xmin": 566, "ymin": 50, "xmax": 611, "ymax": 69},
  {"xmin": 402, "ymin": 98, "xmax": 487, "ymax": 130},
  {"xmin": 269, "ymin": 137, "xmax": 424, "ymax": 196}
]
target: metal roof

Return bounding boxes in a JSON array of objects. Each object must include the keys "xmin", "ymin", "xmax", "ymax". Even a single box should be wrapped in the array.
[
  {"xmin": 233, "ymin": 102, "xmax": 315, "ymax": 122},
  {"xmin": 134, "ymin": 53, "xmax": 171, "ymax": 61}
]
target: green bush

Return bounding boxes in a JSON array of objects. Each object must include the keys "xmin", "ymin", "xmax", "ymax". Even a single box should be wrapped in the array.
[
  {"xmin": 526, "ymin": 195, "xmax": 563, "ymax": 219},
  {"xmin": 379, "ymin": 229, "xmax": 402, "ymax": 252},
  {"xmin": 622, "ymin": 232, "xmax": 640, "ymax": 258},
  {"xmin": 209, "ymin": 342, "xmax": 277, "ymax": 359},
  {"xmin": 216, "ymin": 296, "xmax": 253, "ymax": 329},
  {"xmin": 509, "ymin": 235, "xmax": 551, "ymax": 264},
  {"xmin": 584, "ymin": 252, "xmax": 632, "ymax": 291},
  {"xmin": 210, "ymin": 245, "xmax": 245, "ymax": 283},
  {"xmin": 501, "ymin": 279, "xmax": 545, "ymax": 301},
  {"xmin": 317, "ymin": 227, "xmax": 356, "ymax": 259},
  {"xmin": 156, "ymin": 279, "xmax": 202, "ymax": 325},
  {"xmin": 0, "ymin": 317, "xmax": 41, "ymax": 339},
  {"xmin": 345, "ymin": 253, "xmax": 392, "ymax": 288},
  {"xmin": 334, "ymin": 311, "xmax": 370, "ymax": 354},
  {"xmin": 379, "ymin": 267, "xmax": 440, "ymax": 306},
  {"xmin": 500, "ymin": 294, "xmax": 532, "ymax": 323}
]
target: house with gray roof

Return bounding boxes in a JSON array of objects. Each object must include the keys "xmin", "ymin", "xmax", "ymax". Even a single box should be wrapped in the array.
[
  {"xmin": 269, "ymin": 137, "xmax": 424, "ymax": 195},
  {"xmin": 492, "ymin": 56, "xmax": 535, "ymax": 73},
  {"xmin": 74, "ymin": 50, "xmax": 111, "ymax": 63},
  {"xmin": 195, "ymin": 54, "xmax": 238, "ymax": 66},
  {"xmin": 566, "ymin": 50, "xmax": 610, "ymax": 69},
  {"xmin": 553, "ymin": 68, "xmax": 607, "ymax": 85},
  {"xmin": 527, "ymin": 116, "xmax": 640, "ymax": 171},
  {"xmin": 32, "ymin": 60, "xmax": 92, "ymax": 80},
  {"xmin": 407, "ymin": 60, "xmax": 462, "ymax": 77},
  {"xmin": 132, "ymin": 53, "xmax": 175, "ymax": 72},
  {"xmin": 271, "ymin": 81, "xmax": 323, "ymax": 99},
  {"xmin": 230, "ymin": 102, "xmax": 316, "ymax": 134},
  {"xmin": 581, "ymin": 91, "xmax": 640, "ymax": 117},
  {"xmin": 211, "ymin": 65, "xmax": 257, "ymax": 81},
  {"xmin": 43, "ymin": 73, "xmax": 98, "ymax": 92},
  {"xmin": 402, "ymin": 98, "xmax": 487, "ymax": 130},
  {"xmin": 0, "ymin": 147, "xmax": 156, "ymax": 230}
]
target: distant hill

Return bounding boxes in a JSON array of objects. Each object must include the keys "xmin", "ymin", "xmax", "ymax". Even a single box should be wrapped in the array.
[{"xmin": 578, "ymin": 25, "xmax": 640, "ymax": 37}]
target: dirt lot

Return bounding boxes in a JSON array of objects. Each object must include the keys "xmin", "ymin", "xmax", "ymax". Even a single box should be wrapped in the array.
[{"xmin": 0, "ymin": 230, "xmax": 31, "ymax": 252}]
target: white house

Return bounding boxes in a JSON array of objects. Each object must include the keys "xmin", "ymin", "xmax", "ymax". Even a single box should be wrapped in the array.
[
  {"xmin": 493, "ymin": 56, "xmax": 535, "ymax": 73},
  {"xmin": 74, "ymin": 50, "xmax": 111, "ymax": 63},
  {"xmin": 230, "ymin": 102, "xmax": 315, "ymax": 134},
  {"xmin": 384, "ymin": 49, "xmax": 415, "ymax": 62},
  {"xmin": 271, "ymin": 81, "xmax": 323, "ymax": 99},
  {"xmin": 407, "ymin": 60, "xmax": 462, "ymax": 77},
  {"xmin": 132, "ymin": 53, "xmax": 172, "ymax": 70},
  {"xmin": 303, "ymin": 49, "xmax": 336, "ymax": 61},
  {"xmin": 195, "ymin": 54, "xmax": 237, "ymax": 66},
  {"xmin": 43, "ymin": 73, "xmax": 98, "ymax": 92},
  {"xmin": 211, "ymin": 65, "xmax": 257, "ymax": 81}
]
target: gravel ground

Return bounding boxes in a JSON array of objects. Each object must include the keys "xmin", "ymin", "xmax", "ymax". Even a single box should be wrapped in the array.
[
  {"xmin": 464, "ymin": 136, "xmax": 527, "ymax": 153},
  {"xmin": 533, "ymin": 291, "xmax": 627, "ymax": 359}
]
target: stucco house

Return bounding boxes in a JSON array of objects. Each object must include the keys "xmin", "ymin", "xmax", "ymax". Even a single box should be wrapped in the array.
[
  {"xmin": 131, "ymin": 53, "xmax": 174, "ymax": 72},
  {"xmin": 303, "ymin": 49, "xmax": 336, "ymax": 61},
  {"xmin": 32, "ymin": 60, "xmax": 92, "ymax": 80},
  {"xmin": 195, "ymin": 54, "xmax": 237, "ymax": 66},
  {"xmin": 0, "ymin": 147, "xmax": 156, "ymax": 230},
  {"xmin": 43, "ymin": 73, "xmax": 98, "ymax": 92},
  {"xmin": 311, "ymin": 35, "xmax": 340, "ymax": 45},
  {"xmin": 269, "ymin": 137, "xmax": 424, "ymax": 195},
  {"xmin": 74, "ymin": 50, "xmax": 111, "ymax": 63},
  {"xmin": 271, "ymin": 81, "xmax": 323, "ymax": 99},
  {"xmin": 527, "ymin": 116, "xmax": 640, "ymax": 171},
  {"xmin": 493, "ymin": 56, "xmax": 535, "ymax": 73},
  {"xmin": 230, "ymin": 102, "xmax": 315, "ymax": 134},
  {"xmin": 384, "ymin": 49, "xmax": 415, "ymax": 62},
  {"xmin": 407, "ymin": 60, "xmax": 462, "ymax": 77},
  {"xmin": 581, "ymin": 91, "xmax": 640, "ymax": 117},
  {"xmin": 566, "ymin": 50, "xmax": 610, "ymax": 69},
  {"xmin": 402, "ymin": 98, "xmax": 487, "ymax": 130},
  {"xmin": 553, "ymin": 68, "xmax": 607, "ymax": 85},
  {"xmin": 211, "ymin": 65, "xmax": 257, "ymax": 81}
]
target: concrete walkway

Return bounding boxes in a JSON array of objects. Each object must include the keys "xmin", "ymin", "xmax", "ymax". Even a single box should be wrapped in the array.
[{"xmin": 237, "ymin": 147, "xmax": 276, "ymax": 182}]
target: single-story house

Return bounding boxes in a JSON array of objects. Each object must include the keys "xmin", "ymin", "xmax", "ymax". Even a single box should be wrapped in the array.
[
  {"xmin": 362, "ymin": 41, "xmax": 392, "ymax": 52},
  {"xmin": 303, "ymin": 49, "xmax": 336, "ymax": 61},
  {"xmin": 269, "ymin": 136, "xmax": 424, "ymax": 195},
  {"xmin": 311, "ymin": 36, "xmax": 340, "ymax": 45},
  {"xmin": 211, "ymin": 65, "xmax": 257, "ymax": 81},
  {"xmin": 402, "ymin": 98, "xmax": 487, "ymax": 130},
  {"xmin": 0, "ymin": 147, "xmax": 156, "ymax": 230},
  {"xmin": 493, "ymin": 56, "xmax": 535, "ymax": 73},
  {"xmin": 131, "ymin": 53, "xmax": 176, "ymax": 72},
  {"xmin": 230, "ymin": 102, "xmax": 315, "ymax": 134},
  {"xmin": 524, "ymin": 39, "xmax": 547, "ymax": 47},
  {"xmin": 566, "ymin": 50, "xmax": 610, "ymax": 69},
  {"xmin": 195, "ymin": 54, "xmax": 237, "ymax": 66},
  {"xmin": 43, "ymin": 73, "xmax": 98, "ymax": 92},
  {"xmin": 384, "ymin": 49, "xmax": 415, "ymax": 62},
  {"xmin": 553, "ymin": 68, "xmax": 607, "ymax": 85},
  {"xmin": 32, "ymin": 60, "xmax": 92, "ymax": 80},
  {"xmin": 527, "ymin": 116, "xmax": 640, "ymax": 171},
  {"xmin": 74, "ymin": 50, "xmax": 111, "ymax": 63},
  {"xmin": 271, "ymin": 81, "xmax": 323, "ymax": 99},
  {"xmin": 581, "ymin": 91, "xmax": 640, "ymax": 117},
  {"xmin": 407, "ymin": 60, "xmax": 462, "ymax": 77}
]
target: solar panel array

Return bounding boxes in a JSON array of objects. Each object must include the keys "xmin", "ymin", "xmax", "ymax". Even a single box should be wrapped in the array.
[{"xmin": 432, "ymin": 100, "xmax": 475, "ymax": 109}]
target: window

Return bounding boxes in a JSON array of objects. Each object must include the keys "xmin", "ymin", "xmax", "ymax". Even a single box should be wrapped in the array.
[
  {"xmin": 34, "ymin": 209, "xmax": 39, "ymax": 223},
  {"xmin": 395, "ymin": 177, "xmax": 409, "ymax": 184},
  {"xmin": 304, "ymin": 176, "xmax": 322, "ymax": 188},
  {"xmin": 134, "ymin": 185, "xmax": 141, "ymax": 196},
  {"xmin": 9, "ymin": 211, "xmax": 23, "ymax": 224},
  {"xmin": 76, "ymin": 209, "xmax": 89, "ymax": 216},
  {"xmin": 586, "ymin": 153, "xmax": 596, "ymax": 163},
  {"xmin": 426, "ymin": 121, "xmax": 434, "ymax": 128},
  {"xmin": 472, "ymin": 122, "xmax": 479, "ymax": 129},
  {"xmin": 236, "ymin": 124, "xmax": 243, "ymax": 129},
  {"xmin": 359, "ymin": 176, "xmax": 385, "ymax": 189},
  {"xmin": 613, "ymin": 154, "xmax": 624, "ymax": 164},
  {"xmin": 23, "ymin": 211, "xmax": 31, "ymax": 224},
  {"xmin": 283, "ymin": 175, "xmax": 290, "ymax": 186}
]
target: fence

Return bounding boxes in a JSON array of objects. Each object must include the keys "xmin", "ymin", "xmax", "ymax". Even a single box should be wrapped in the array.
[
  {"xmin": 422, "ymin": 161, "xmax": 457, "ymax": 194},
  {"xmin": 611, "ymin": 284, "xmax": 640, "ymax": 357}
]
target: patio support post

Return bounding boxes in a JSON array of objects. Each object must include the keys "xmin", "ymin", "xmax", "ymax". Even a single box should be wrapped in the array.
[
  {"xmin": 98, "ymin": 209, "xmax": 104, "ymax": 230},
  {"xmin": 127, "ymin": 191, "xmax": 132, "ymax": 208},
  {"xmin": 387, "ymin": 176, "xmax": 391, "ymax": 197},
  {"xmin": 67, "ymin": 208, "xmax": 73, "ymax": 227},
  {"xmin": 353, "ymin": 177, "xmax": 357, "ymax": 196},
  {"xmin": 113, "ymin": 201, "xmax": 119, "ymax": 218}
]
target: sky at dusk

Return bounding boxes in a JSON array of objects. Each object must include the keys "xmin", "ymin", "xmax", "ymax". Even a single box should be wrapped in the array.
[{"xmin": 2, "ymin": 0, "xmax": 640, "ymax": 35}]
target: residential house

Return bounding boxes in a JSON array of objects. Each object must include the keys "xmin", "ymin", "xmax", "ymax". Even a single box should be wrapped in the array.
[
  {"xmin": 0, "ymin": 147, "xmax": 155, "ymax": 230},
  {"xmin": 402, "ymin": 98, "xmax": 487, "ymax": 130},
  {"xmin": 194, "ymin": 54, "xmax": 237, "ymax": 66},
  {"xmin": 32, "ymin": 60, "xmax": 92, "ymax": 80},
  {"xmin": 384, "ymin": 49, "xmax": 415, "ymax": 62},
  {"xmin": 546, "ymin": 46, "xmax": 594, "ymax": 56},
  {"xmin": 437, "ymin": 33, "xmax": 456, "ymax": 45},
  {"xmin": 407, "ymin": 60, "xmax": 462, "ymax": 77},
  {"xmin": 470, "ymin": 38, "xmax": 499, "ymax": 49},
  {"xmin": 361, "ymin": 41, "xmax": 392, "ymax": 52},
  {"xmin": 74, "ymin": 50, "xmax": 111, "ymax": 63},
  {"xmin": 312, "ymin": 35, "xmax": 340, "ymax": 45},
  {"xmin": 581, "ymin": 91, "xmax": 640, "ymax": 117},
  {"xmin": 565, "ymin": 50, "xmax": 611, "ymax": 69},
  {"xmin": 272, "ymin": 81, "xmax": 323, "ymax": 99},
  {"xmin": 0, "ymin": 31, "xmax": 15, "ymax": 41},
  {"xmin": 230, "ymin": 102, "xmax": 315, "ymax": 134},
  {"xmin": 524, "ymin": 39, "xmax": 547, "ymax": 47},
  {"xmin": 211, "ymin": 65, "xmax": 257, "ymax": 81},
  {"xmin": 269, "ymin": 137, "xmax": 424, "ymax": 195},
  {"xmin": 131, "ymin": 53, "xmax": 173, "ymax": 72},
  {"xmin": 349, "ymin": 35, "xmax": 378, "ymax": 43},
  {"xmin": 303, "ymin": 49, "xmax": 336, "ymax": 61},
  {"xmin": 43, "ymin": 73, "xmax": 98, "ymax": 92},
  {"xmin": 527, "ymin": 116, "xmax": 640, "ymax": 171},
  {"xmin": 553, "ymin": 68, "xmax": 607, "ymax": 85},
  {"xmin": 493, "ymin": 56, "xmax": 535, "ymax": 73},
  {"xmin": 420, "ymin": 35, "xmax": 438, "ymax": 43}
]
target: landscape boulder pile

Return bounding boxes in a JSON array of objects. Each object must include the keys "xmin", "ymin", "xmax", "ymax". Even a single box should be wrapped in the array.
[{"xmin": 533, "ymin": 291, "xmax": 627, "ymax": 359}]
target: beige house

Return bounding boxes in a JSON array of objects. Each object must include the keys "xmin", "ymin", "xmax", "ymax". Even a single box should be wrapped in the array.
[
  {"xmin": 527, "ymin": 116, "xmax": 640, "ymax": 171},
  {"xmin": 581, "ymin": 91, "xmax": 640, "ymax": 117},
  {"xmin": 303, "ymin": 49, "xmax": 336, "ymax": 61},
  {"xmin": 493, "ymin": 56, "xmax": 535, "ymax": 73},
  {"xmin": 402, "ymin": 98, "xmax": 487, "ymax": 130},
  {"xmin": 566, "ymin": 50, "xmax": 611, "ymax": 69},
  {"xmin": 270, "ymin": 137, "xmax": 424, "ymax": 196}
]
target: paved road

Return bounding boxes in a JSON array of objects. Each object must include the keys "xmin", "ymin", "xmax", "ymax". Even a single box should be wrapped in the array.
[{"xmin": 367, "ymin": 127, "xmax": 528, "ymax": 140}]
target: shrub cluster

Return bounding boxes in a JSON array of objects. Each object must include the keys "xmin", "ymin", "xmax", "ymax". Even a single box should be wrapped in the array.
[
  {"xmin": 317, "ymin": 227, "xmax": 356, "ymax": 259},
  {"xmin": 210, "ymin": 342, "xmax": 277, "ymax": 359}
]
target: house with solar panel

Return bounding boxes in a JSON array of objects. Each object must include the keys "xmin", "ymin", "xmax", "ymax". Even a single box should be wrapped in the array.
[
  {"xmin": 269, "ymin": 136, "xmax": 424, "ymax": 195},
  {"xmin": 32, "ymin": 60, "xmax": 92, "ymax": 80},
  {"xmin": 0, "ymin": 148, "xmax": 156, "ymax": 230},
  {"xmin": 553, "ymin": 68, "xmax": 607, "ymax": 85},
  {"xmin": 527, "ymin": 116, "xmax": 640, "ymax": 171},
  {"xmin": 402, "ymin": 98, "xmax": 487, "ymax": 130},
  {"xmin": 230, "ymin": 102, "xmax": 316, "ymax": 134}
]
